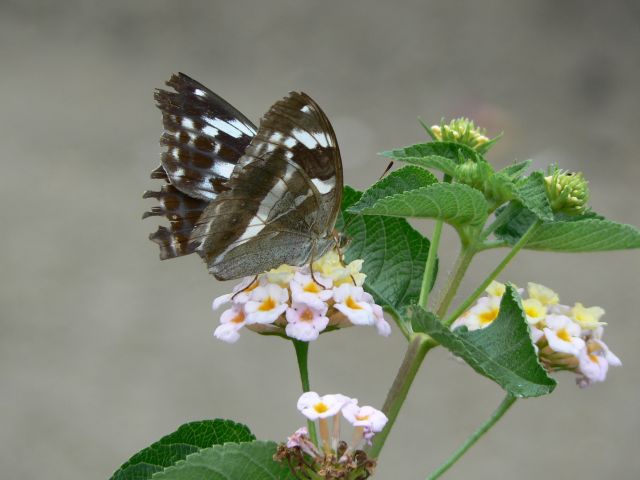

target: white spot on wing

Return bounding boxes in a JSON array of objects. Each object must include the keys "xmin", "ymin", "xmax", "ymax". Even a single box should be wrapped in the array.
[
  {"xmin": 202, "ymin": 125, "xmax": 219, "ymax": 138},
  {"xmin": 301, "ymin": 105, "xmax": 311, "ymax": 114},
  {"xmin": 204, "ymin": 116, "xmax": 242, "ymax": 138},
  {"xmin": 229, "ymin": 119, "xmax": 254, "ymax": 136},
  {"xmin": 213, "ymin": 161, "xmax": 235, "ymax": 178},
  {"xmin": 283, "ymin": 137, "xmax": 298, "ymax": 149},
  {"xmin": 292, "ymin": 129, "xmax": 318, "ymax": 149},
  {"xmin": 182, "ymin": 118, "xmax": 194, "ymax": 130},
  {"xmin": 194, "ymin": 88, "xmax": 206, "ymax": 97},
  {"xmin": 311, "ymin": 178, "xmax": 335, "ymax": 195}
]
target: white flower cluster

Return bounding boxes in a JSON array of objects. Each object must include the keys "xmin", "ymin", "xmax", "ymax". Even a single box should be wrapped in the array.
[
  {"xmin": 452, "ymin": 281, "xmax": 621, "ymax": 387},
  {"xmin": 296, "ymin": 391, "xmax": 388, "ymax": 447},
  {"xmin": 212, "ymin": 250, "xmax": 391, "ymax": 343}
]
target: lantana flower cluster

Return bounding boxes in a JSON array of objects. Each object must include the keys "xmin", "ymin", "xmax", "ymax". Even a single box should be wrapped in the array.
[
  {"xmin": 275, "ymin": 392, "xmax": 388, "ymax": 479},
  {"xmin": 212, "ymin": 250, "xmax": 391, "ymax": 343},
  {"xmin": 452, "ymin": 281, "xmax": 621, "ymax": 388}
]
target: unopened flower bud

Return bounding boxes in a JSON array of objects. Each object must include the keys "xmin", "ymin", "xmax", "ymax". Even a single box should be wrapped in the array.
[
  {"xmin": 544, "ymin": 168, "xmax": 590, "ymax": 216},
  {"xmin": 430, "ymin": 117, "xmax": 490, "ymax": 151}
]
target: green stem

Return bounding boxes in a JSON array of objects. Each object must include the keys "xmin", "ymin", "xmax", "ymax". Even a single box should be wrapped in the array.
[
  {"xmin": 426, "ymin": 394, "xmax": 517, "ymax": 480},
  {"xmin": 435, "ymin": 245, "xmax": 477, "ymax": 318},
  {"xmin": 367, "ymin": 334, "xmax": 437, "ymax": 458},
  {"xmin": 293, "ymin": 340, "xmax": 318, "ymax": 445},
  {"xmin": 419, "ymin": 220, "xmax": 443, "ymax": 309},
  {"xmin": 443, "ymin": 219, "xmax": 541, "ymax": 327},
  {"xmin": 480, "ymin": 201, "xmax": 518, "ymax": 241}
]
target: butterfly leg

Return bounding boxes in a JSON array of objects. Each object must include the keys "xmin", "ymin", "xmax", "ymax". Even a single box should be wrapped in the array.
[
  {"xmin": 308, "ymin": 242, "xmax": 329, "ymax": 290},
  {"xmin": 231, "ymin": 275, "xmax": 259, "ymax": 300},
  {"xmin": 332, "ymin": 231, "xmax": 357, "ymax": 286}
]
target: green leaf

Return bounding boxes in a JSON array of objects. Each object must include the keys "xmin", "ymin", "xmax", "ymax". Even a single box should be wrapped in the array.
[
  {"xmin": 153, "ymin": 441, "xmax": 295, "ymax": 480},
  {"xmin": 514, "ymin": 172, "xmax": 554, "ymax": 221},
  {"xmin": 380, "ymin": 141, "xmax": 483, "ymax": 176},
  {"xmin": 499, "ymin": 159, "xmax": 531, "ymax": 179},
  {"xmin": 348, "ymin": 183, "xmax": 489, "ymax": 228},
  {"xmin": 339, "ymin": 186, "xmax": 435, "ymax": 310},
  {"xmin": 354, "ymin": 165, "xmax": 438, "ymax": 211},
  {"xmin": 110, "ymin": 420, "xmax": 255, "ymax": 480},
  {"xmin": 495, "ymin": 205, "xmax": 640, "ymax": 251},
  {"xmin": 410, "ymin": 285, "xmax": 556, "ymax": 398}
]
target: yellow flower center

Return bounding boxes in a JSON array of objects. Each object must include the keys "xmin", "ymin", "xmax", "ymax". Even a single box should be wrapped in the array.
[
  {"xmin": 304, "ymin": 282, "xmax": 322, "ymax": 293},
  {"xmin": 479, "ymin": 308, "xmax": 499, "ymax": 325},
  {"xmin": 356, "ymin": 414, "xmax": 370, "ymax": 421},
  {"xmin": 314, "ymin": 402, "xmax": 329, "ymax": 414},
  {"xmin": 258, "ymin": 296, "xmax": 276, "ymax": 311},
  {"xmin": 557, "ymin": 328, "xmax": 571, "ymax": 342},
  {"xmin": 588, "ymin": 353, "xmax": 599, "ymax": 363},
  {"xmin": 346, "ymin": 296, "xmax": 363, "ymax": 310},
  {"xmin": 300, "ymin": 309, "xmax": 315, "ymax": 322}
]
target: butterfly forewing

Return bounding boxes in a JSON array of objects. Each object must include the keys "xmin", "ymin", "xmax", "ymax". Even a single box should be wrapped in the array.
[
  {"xmin": 155, "ymin": 73, "xmax": 257, "ymax": 201},
  {"xmin": 144, "ymin": 73, "xmax": 257, "ymax": 260},
  {"xmin": 191, "ymin": 92, "xmax": 343, "ymax": 280}
]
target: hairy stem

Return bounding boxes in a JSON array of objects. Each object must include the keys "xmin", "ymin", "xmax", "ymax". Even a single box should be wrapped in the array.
[
  {"xmin": 435, "ymin": 245, "xmax": 477, "ymax": 318},
  {"xmin": 367, "ymin": 334, "xmax": 437, "ymax": 458},
  {"xmin": 419, "ymin": 220, "xmax": 443, "ymax": 310},
  {"xmin": 426, "ymin": 394, "xmax": 517, "ymax": 480},
  {"xmin": 293, "ymin": 340, "xmax": 318, "ymax": 445}
]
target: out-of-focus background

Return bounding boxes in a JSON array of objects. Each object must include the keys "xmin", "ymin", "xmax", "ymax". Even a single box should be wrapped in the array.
[{"xmin": 2, "ymin": 1, "xmax": 639, "ymax": 478}]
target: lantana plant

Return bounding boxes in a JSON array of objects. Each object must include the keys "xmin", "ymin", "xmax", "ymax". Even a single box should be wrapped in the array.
[{"xmin": 113, "ymin": 118, "xmax": 639, "ymax": 479}]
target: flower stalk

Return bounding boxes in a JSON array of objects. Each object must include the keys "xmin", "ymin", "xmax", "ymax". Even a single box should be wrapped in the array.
[
  {"xmin": 443, "ymin": 219, "xmax": 542, "ymax": 327},
  {"xmin": 293, "ymin": 340, "xmax": 318, "ymax": 445},
  {"xmin": 367, "ymin": 334, "xmax": 437, "ymax": 458},
  {"xmin": 427, "ymin": 394, "xmax": 518, "ymax": 480}
]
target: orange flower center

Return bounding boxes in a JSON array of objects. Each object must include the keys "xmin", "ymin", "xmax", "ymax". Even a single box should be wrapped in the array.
[
  {"xmin": 346, "ymin": 296, "xmax": 363, "ymax": 310},
  {"xmin": 479, "ymin": 308, "xmax": 498, "ymax": 325},
  {"xmin": 300, "ymin": 309, "xmax": 315, "ymax": 322},
  {"xmin": 231, "ymin": 311, "xmax": 245, "ymax": 324},
  {"xmin": 258, "ymin": 296, "xmax": 276, "ymax": 311},
  {"xmin": 557, "ymin": 328, "xmax": 571, "ymax": 342},
  {"xmin": 304, "ymin": 282, "xmax": 322, "ymax": 293},
  {"xmin": 314, "ymin": 402, "xmax": 329, "ymax": 414}
]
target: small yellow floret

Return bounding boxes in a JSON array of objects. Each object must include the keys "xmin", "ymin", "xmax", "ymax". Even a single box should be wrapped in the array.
[
  {"xmin": 571, "ymin": 303, "xmax": 606, "ymax": 330},
  {"xmin": 527, "ymin": 283, "xmax": 559, "ymax": 305},
  {"xmin": 486, "ymin": 281, "xmax": 506, "ymax": 298},
  {"xmin": 523, "ymin": 298, "xmax": 547, "ymax": 321}
]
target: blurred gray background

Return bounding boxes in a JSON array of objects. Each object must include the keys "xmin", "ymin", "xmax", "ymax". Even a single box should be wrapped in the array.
[{"xmin": 2, "ymin": 1, "xmax": 639, "ymax": 478}]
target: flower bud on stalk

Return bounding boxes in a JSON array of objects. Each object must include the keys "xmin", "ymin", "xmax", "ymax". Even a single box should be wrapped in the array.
[
  {"xmin": 430, "ymin": 117, "xmax": 490, "ymax": 151},
  {"xmin": 544, "ymin": 167, "xmax": 590, "ymax": 215}
]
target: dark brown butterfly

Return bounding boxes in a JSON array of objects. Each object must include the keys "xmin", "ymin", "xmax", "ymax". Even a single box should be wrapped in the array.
[{"xmin": 143, "ymin": 73, "xmax": 343, "ymax": 280}]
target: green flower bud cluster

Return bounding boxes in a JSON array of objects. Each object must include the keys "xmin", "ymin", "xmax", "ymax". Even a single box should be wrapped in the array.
[
  {"xmin": 454, "ymin": 160, "xmax": 516, "ymax": 209},
  {"xmin": 544, "ymin": 168, "xmax": 590, "ymax": 216},
  {"xmin": 430, "ymin": 118, "xmax": 490, "ymax": 151}
]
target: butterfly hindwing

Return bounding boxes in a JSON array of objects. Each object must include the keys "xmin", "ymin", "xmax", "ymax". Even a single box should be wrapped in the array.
[{"xmin": 191, "ymin": 92, "xmax": 343, "ymax": 280}]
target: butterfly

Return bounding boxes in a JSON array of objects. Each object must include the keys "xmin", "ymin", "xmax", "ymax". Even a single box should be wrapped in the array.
[{"xmin": 143, "ymin": 73, "xmax": 344, "ymax": 280}]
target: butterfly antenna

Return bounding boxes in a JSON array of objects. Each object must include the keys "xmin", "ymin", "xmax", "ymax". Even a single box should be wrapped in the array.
[
  {"xmin": 340, "ymin": 160, "xmax": 394, "ymax": 234},
  {"xmin": 231, "ymin": 275, "xmax": 259, "ymax": 300}
]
